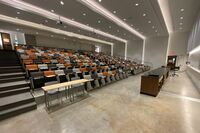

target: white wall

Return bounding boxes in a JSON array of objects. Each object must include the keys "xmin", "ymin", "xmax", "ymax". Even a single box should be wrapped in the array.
[
  {"xmin": 113, "ymin": 42, "xmax": 125, "ymax": 57},
  {"xmin": 168, "ymin": 32, "xmax": 189, "ymax": 55},
  {"xmin": 167, "ymin": 32, "xmax": 189, "ymax": 70},
  {"xmin": 144, "ymin": 36, "xmax": 169, "ymax": 68},
  {"xmin": 187, "ymin": 12, "xmax": 200, "ymax": 52},
  {"xmin": 127, "ymin": 40, "xmax": 143, "ymax": 62},
  {"xmin": 35, "ymin": 35, "xmax": 111, "ymax": 54}
]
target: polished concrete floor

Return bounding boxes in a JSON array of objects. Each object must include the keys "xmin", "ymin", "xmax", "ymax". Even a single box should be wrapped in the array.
[{"xmin": 1, "ymin": 72, "xmax": 200, "ymax": 133}]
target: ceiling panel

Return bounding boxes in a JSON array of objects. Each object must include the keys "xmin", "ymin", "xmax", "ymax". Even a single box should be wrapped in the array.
[
  {"xmin": 22, "ymin": 0, "xmax": 141, "ymax": 40},
  {"xmin": 97, "ymin": 0, "xmax": 168, "ymax": 37},
  {"xmin": 169, "ymin": 0, "xmax": 200, "ymax": 32}
]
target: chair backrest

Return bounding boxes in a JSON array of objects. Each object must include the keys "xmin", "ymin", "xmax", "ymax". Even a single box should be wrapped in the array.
[
  {"xmin": 26, "ymin": 64, "xmax": 38, "ymax": 71},
  {"xmin": 83, "ymin": 75, "xmax": 92, "ymax": 79},
  {"xmin": 30, "ymin": 71, "xmax": 44, "ymax": 78},
  {"xmin": 44, "ymin": 70, "xmax": 56, "ymax": 77},
  {"xmin": 38, "ymin": 64, "xmax": 48, "ymax": 70},
  {"xmin": 55, "ymin": 70, "xmax": 65, "ymax": 75},
  {"xmin": 56, "ymin": 63, "xmax": 65, "ymax": 69}
]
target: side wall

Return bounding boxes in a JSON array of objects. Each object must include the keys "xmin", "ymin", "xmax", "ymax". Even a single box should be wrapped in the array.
[
  {"xmin": 113, "ymin": 42, "xmax": 125, "ymax": 57},
  {"xmin": 168, "ymin": 32, "xmax": 189, "ymax": 70},
  {"xmin": 144, "ymin": 36, "xmax": 169, "ymax": 68},
  {"xmin": 32, "ymin": 34, "xmax": 111, "ymax": 54},
  {"xmin": 127, "ymin": 40, "xmax": 143, "ymax": 61}
]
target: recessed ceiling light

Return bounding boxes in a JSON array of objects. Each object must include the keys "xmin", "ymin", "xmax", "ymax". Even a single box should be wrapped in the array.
[
  {"xmin": 36, "ymin": 32, "xmax": 39, "ymax": 34},
  {"xmin": 17, "ymin": 11, "xmax": 20, "ymax": 14},
  {"xmin": 16, "ymin": 28, "xmax": 20, "ymax": 31},
  {"xmin": 98, "ymin": 20, "xmax": 101, "ymax": 23},
  {"xmin": 113, "ymin": 11, "xmax": 116, "ymax": 14},
  {"xmin": 148, "ymin": 20, "xmax": 151, "ymax": 23},
  {"xmin": 135, "ymin": 3, "xmax": 139, "ymax": 6},
  {"xmin": 45, "ymin": 20, "xmax": 48, "ymax": 23},
  {"xmin": 64, "ymin": 37, "xmax": 66, "ymax": 40},
  {"xmin": 131, "ymin": 24, "xmax": 133, "ymax": 27},
  {"xmin": 180, "ymin": 16, "xmax": 184, "ymax": 19},
  {"xmin": 72, "ymin": 18, "xmax": 74, "ymax": 21},
  {"xmin": 124, "ymin": 33, "xmax": 126, "ymax": 35},
  {"xmin": 60, "ymin": 1, "xmax": 64, "ymax": 5},
  {"xmin": 117, "ymin": 30, "xmax": 120, "ymax": 32},
  {"xmin": 98, "ymin": 0, "xmax": 102, "ymax": 2},
  {"xmin": 50, "ymin": 35, "xmax": 54, "ymax": 37},
  {"xmin": 180, "ymin": 8, "xmax": 184, "ymax": 12},
  {"xmin": 180, "ymin": 22, "xmax": 183, "ymax": 25},
  {"xmin": 155, "ymin": 30, "xmax": 158, "ymax": 32},
  {"xmin": 123, "ymin": 18, "xmax": 126, "ymax": 21},
  {"xmin": 109, "ymin": 26, "xmax": 112, "ymax": 29},
  {"xmin": 51, "ymin": 9, "xmax": 54, "ymax": 13},
  {"xmin": 152, "ymin": 26, "xmax": 155, "ymax": 29},
  {"xmin": 143, "ymin": 13, "xmax": 146, "ymax": 17},
  {"xmin": 83, "ymin": 13, "xmax": 86, "ymax": 16}
]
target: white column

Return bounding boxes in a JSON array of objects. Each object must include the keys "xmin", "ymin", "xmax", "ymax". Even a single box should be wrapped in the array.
[
  {"xmin": 142, "ymin": 39, "xmax": 146, "ymax": 64},
  {"xmin": 111, "ymin": 44, "xmax": 114, "ymax": 56},
  {"xmin": 125, "ymin": 42, "xmax": 127, "ymax": 59}
]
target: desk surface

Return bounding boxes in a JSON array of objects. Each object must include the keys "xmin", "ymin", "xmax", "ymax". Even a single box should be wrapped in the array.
[
  {"xmin": 144, "ymin": 67, "xmax": 169, "ymax": 77},
  {"xmin": 42, "ymin": 79, "xmax": 89, "ymax": 91}
]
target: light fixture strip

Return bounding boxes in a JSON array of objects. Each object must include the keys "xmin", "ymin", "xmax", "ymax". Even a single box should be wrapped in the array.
[
  {"xmin": 157, "ymin": 0, "xmax": 173, "ymax": 33},
  {"xmin": 0, "ymin": 0, "xmax": 127, "ymax": 43},
  {"xmin": 0, "ymin": 14, "xmax": 114, "ymax": 45},
  {"xmin": 78, "ymin": 0, "xmax": 146, "ymax": 40}
]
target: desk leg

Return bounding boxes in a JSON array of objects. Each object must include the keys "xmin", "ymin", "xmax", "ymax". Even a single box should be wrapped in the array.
[
  {"xmin": 84, "ymin": 82, "xmax": 88, "ymax": 95},
  {"xmin": 44, "ymin": 91, "xmax": 48, "ymax": 109}
]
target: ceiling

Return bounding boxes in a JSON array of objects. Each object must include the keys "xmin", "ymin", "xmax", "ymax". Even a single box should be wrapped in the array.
[
  {"xmin": 0, "ymin": 0, "xmax": 199, "ymax": 44},
  {"xmin": 168, "ymin": 0, "xmax": 200, "ymax": 32}
]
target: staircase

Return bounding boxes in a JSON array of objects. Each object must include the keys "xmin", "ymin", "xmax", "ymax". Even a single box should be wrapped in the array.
[{"xmin": 0, "ymin": 50, "xmax": 37, "ymax": 121}]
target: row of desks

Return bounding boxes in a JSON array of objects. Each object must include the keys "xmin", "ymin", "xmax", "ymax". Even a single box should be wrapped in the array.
[{"xmin": 42, "ymin": 79, "xmax": 90, "ymax": 109}]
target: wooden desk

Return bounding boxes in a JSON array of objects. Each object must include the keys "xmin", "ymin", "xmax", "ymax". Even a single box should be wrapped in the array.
[
  {"xmin": 42, "ymin": 79, "xmax": 89, "ymax": 108},
  {"xmin": 140, "ymin": 67, "xmax": 169, "ymax": 97}
]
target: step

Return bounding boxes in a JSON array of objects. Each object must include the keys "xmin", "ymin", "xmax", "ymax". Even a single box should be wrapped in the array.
[
  {"xmin": 0, "ymin": 72, "xmax": 26, "ymax": 77},
  {"xmin": 0, "ymin": 80, "xmax": 29, "ymax": 89},
  {"xmin": 0, "ymin": 77, "xmax": 25, "ymax": 84},
  {"xmin": 0, "ymin": 68, "xmax": 24, "ymax": 74},
  {"xmin": 0, "ymin": 73, "xmax": 26, "ymax": 79},
  {"xmin": 0, "ymin": 66, "xmax": 22, "ymax": 69},
  {"xmin": 0, "ymin": 92, "xmax": 35, "ymax": 111},
  {"xmin": 0, "ymin": 102, "xmax": 37, "ymax": 121},
  {"xmin": 0, "ymin": 87, "xmax": 30, "ymax": 97}
]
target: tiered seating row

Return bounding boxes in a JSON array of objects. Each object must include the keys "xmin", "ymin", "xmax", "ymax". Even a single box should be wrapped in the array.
[{"xmin": 15, "ymin": 45, "xmax": 149, "ymax": 91}]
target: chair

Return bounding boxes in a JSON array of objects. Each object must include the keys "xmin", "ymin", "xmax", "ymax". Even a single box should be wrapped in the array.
[
  {"xmin": 34, "ymin": 59, "xmax": 43, "ymax": 64},
  {"xmin": 23, "ymin": 59, "xmax": 33, "ymax": 65},
  {"xmin": 44, "ymin": 70, "xmax": 57, "ymax": 82},
  {"xmin": 51, "ymin": 59, "xmax": 58, "ymax": 64},
  {"xmin": 97, "ymin": 73, "xmax": 106, "ymax": 86},
  {"xmin": 30, "ymin": 71, "xmax": 45, "ymax": 90},
  {"xmin": 45, "ymin": 81, "xmax": 62, "ymax": 108},
  {"xmin": 83, "ymin": 75, "xmax": 94, "ymax": 90},
  {"xmin": 70, "ymin": 77, "xmax": 85, "ymax": 101},
  {"xmin": 55, "ymin": 70, "xmax": 68, "ymax": 83},
  {"xmin": 38, "ymin": 64, "xmax": 48, "ymax": 71},
  {"xmin": 56, "ymin": 64, "xmax": 65, "ymax": 69},
  {"xmin": 102, "ymin": 71, "xmax": 111, "ymax": 83},
  {"xmin": 48, "ymin": 64, "xmax": 57, "ymax": 70}
]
